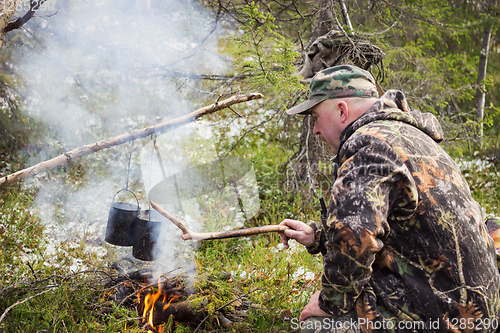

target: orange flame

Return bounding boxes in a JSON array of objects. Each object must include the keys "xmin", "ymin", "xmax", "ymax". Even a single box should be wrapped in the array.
[
  {"xmin": 163, "ymin": 296, "xmax": 177, "ymax": 311},
  {"xmin": 138, "ymin": 280, "xmax": 178, "ymax": 333},
  {"xmin": 141, "ymin": 281, "xmax": 163, "ymax": 332}
]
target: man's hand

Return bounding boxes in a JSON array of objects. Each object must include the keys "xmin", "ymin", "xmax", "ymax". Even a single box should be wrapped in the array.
[
  {"xmin": 299, "ymin": 290, "xmax": 333, "ymax": 322},
  {"xmin": 279, "ymin": 219, "xmax": 315, "ymax": 249}
]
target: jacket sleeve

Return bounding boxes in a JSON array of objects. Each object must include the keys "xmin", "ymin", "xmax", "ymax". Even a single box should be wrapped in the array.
[
  {"xmin": 318, "ymin": 133, "xmax": 418, "ymax": 315},
  {"xmin": 306, "ymin": 221, "xmax": 327, "ymax": 255}
]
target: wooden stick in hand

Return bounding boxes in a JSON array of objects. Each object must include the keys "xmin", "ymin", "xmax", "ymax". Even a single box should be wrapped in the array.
[{"xmin": 150, "ymin": 201, "xmax": 289, "ymax": 241}]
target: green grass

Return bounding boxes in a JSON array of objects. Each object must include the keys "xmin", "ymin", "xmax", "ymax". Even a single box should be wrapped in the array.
[
  {"xmin": 457, "ymin": 156, "xmax": 500, "ymax": 217},
  {"xmin": 1, "ymin": 137, "xmax": 500, "ymax": 332},
  {"xmin": 193, "ymin": 232, "xmax": 322, "ymax": 331},
  {"xmin": 0, "ymin": 159, "xmax": 324, "ymax": 333}
]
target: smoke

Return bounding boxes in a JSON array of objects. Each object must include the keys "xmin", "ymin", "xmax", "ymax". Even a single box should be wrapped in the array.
[
  {"xmin": 13, "ymin": 0, "xmax": 260, "ymax": 282},
  {"xmin": 19, "ymin": 0, "xmax": 226, "ymax": 144},
  {"xmin": 139, "ymin": 121, "xmax": 260, "ymax": 281}
]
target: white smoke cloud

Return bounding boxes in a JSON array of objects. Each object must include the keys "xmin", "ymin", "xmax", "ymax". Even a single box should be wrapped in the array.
[
  {"xmin": 12, "ymin": 0, "xmax": 260, "ymax": 282},
  {"xmin": 19, "ymin": 0, "xmax": 227, "ymax": 144},
  {"xmin": 15, "ymin": 0, "xmax": 227, "ymax": 276}
]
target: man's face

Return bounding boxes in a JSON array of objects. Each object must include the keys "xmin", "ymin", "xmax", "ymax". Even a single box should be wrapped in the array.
[{"xmin": 311, "ymin": 99, "xmax": 344, "ymax": 154}]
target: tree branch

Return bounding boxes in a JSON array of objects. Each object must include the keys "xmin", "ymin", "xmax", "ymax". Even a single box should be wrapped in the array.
[
  {"xmin": 0, "ymin": 289, "xmax": 52, "ymax": 324},
  {"xmin": 0, "ymin": 93, "xmax": 263, "ymax": 187},
  {"xmin": 4, "ymin": 0, "xmax": 47, "ymax": 33}
]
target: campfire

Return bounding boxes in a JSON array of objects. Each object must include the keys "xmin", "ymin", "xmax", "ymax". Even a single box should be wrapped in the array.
[
  {"xmin": 100, "ymin": 265, "xmax": 257, "ymax": 332},
  {"xmin": 99, "ymin": 196, "xmax": 287, "ymax": 331},
  {"xmin": 137, "ymin": 279, "xmax": 192, "ymax": 332},
  {"xmin": 102, "ymin": 269, "xmax": 202, "ymax": 331}
]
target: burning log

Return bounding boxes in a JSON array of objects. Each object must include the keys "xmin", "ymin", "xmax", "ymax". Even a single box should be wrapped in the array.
[
  {"xmin": 101, "ymin": 267, "xmax": 256, "ymax": 331},
  {"xmin": 136, "ymin": 277, "xmax": 206, "ymax": 331},
  {"xmin": 0, "ymin": 93, "xmax": 263, "ymax": 187},
  {"xmin": 142, "ymin": 298, "xmax": 205, "ymax": 327},
  {"xmin": 150, "ymin": 201, "xmax": 290, "ymax": 241}
]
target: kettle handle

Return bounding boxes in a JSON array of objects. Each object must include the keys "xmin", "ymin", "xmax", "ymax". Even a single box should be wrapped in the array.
[{"xmin": 112, "ymin": 189, "xmax": 140, "ymax": 211}]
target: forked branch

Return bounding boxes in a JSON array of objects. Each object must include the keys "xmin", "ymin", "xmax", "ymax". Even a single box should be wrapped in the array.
[{"xmin": 150, "ymin": 201, "xmax": 289, "ymax": 241}]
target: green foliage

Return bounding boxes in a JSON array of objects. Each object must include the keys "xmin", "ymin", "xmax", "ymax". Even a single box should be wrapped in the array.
[
  {"xmin": 0, "ymin": 187, "xmax": 46, "ymax": 283},
  {"xmin": 2, "ymin": 0, "xmax": 500, "ymax": 332},
  {"xmin": 0, "ymin": 19, "xmax": 47, "ymax": 159},
  {"xmin": 458, "ymin": 154, "xmax": 500, "ymax": 215},
  {"xmin": 344, "ymin": 0, "xmax": 499, "ymax": 148},
  {"xmin": 187, "ymin": 183, "xmax": 322, "ymax": 330},
  {"xmin": 0, "ymin": 77, "xmax": 44, "ymax": 157},
  {"xmin": 227, "ymin": 2, "xmax": 304, "ymax": 106},
  {"xmin": 0, "ymin": 271, "xmax": 143, "ymax": 332},
  {"xmin": 0, "ymin": 187, "xmax": 142, "ymax": 332}
]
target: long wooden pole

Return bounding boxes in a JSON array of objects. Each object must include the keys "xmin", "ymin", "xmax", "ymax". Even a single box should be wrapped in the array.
[
  {"xmin": 0, "ymin": 93, "xmax": 263, "ymax": 187},
  {"xmin": 150, "ymin": 201, "xmax": 289, "ymax": 241}
]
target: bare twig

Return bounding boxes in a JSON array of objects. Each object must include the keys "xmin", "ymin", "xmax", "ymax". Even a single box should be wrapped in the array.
[
  {"xmin": 0, "ymin": 273, "xmax": 65, "ymax": 297},
  {"xmin": 222, "ymin": 109, "xmax": 278, "ymax": 160},
  {"xmin": 228, "ymin": 106, "xmax": 242, "ymax": 118},
  {"xmin": 26, "ymin": 262, "xmax": 38, "ymax": 280},
  {"xmin": 297, "ymin": 31, "xmax": 304, "ymax": 51},
  {"xmin": 357, "ymin": 10, "xmax": 402, "ymax": 36},
  {"xmin": 0, "ymin": 289, "xmax": 51, "ymax": 324},
  {"xmin": 144, "ymin": 324, "xmax": 161, "ymax": 333},
  {"xmin": 193, "ymin": 287, "xmax": 263, "ymax": 333}
]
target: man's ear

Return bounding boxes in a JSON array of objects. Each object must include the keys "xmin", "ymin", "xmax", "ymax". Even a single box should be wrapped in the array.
[{"xmin": 338, "ymin": 101, "xmax": 349, "ymax": 123}]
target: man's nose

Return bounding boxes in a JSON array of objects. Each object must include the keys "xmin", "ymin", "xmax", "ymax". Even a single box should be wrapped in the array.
[{"xmin": 312, "ymin": 119, "xmax": 319, "ymax": 136}]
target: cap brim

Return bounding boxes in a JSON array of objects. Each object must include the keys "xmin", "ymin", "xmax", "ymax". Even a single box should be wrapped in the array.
[{"xmin": 286, "ymin": 98, "xmax": 326, "ymax": 115}]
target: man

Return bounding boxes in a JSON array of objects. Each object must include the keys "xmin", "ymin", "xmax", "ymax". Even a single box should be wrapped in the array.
[{"xmin": 280, "ymin": 65, "xmax": 500, "ymax": 332}]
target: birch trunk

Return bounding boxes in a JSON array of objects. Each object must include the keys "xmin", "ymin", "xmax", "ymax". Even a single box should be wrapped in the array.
[
  {"xmin": 474, "ymin": 26, "xmax": 492, "ymax": 146},
  {"xmin": 288, "ymin": 0, "xmax": 335, "ymax": 197},
  {"xmin": 0, "ymin": 93, "xmax": 262, "ymax": 187},
  {"xmin": 474, "ymin": 0, "xmax": 497, "ymax": 148}
]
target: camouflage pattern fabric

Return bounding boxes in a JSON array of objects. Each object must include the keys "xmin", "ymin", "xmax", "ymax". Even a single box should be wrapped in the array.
[
  {"xmin": 287, "ymin": 65, "xmax": 379, "ymax": 115},
  {"xmin": 486, "ymin": 217, "xmax": 500, "ymax": 270},
  {"xmin": 306, "ymin": 90, "xmax": 500, "ymax": 332}
]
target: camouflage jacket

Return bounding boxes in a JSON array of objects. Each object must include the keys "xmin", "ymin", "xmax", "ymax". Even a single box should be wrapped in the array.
[{"xmin": 307, "ymin": 90, "xmax": 500, "ymax": 332}]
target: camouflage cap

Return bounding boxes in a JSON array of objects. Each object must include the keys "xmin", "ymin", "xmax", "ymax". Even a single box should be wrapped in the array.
[{"xmin": 286, "ymin": 65, "xmax": 379, "ymax": 115}]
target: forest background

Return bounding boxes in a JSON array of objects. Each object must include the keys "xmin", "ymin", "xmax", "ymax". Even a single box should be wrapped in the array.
[{"xmin": 0, "ymin": 0, "xmax": 499, "ymax": 332}]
